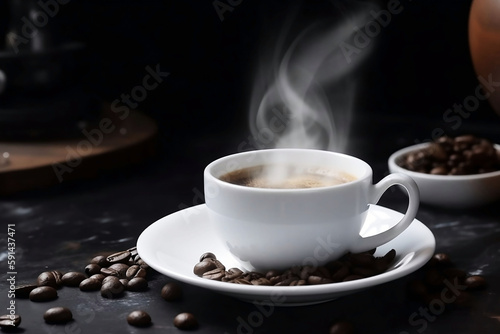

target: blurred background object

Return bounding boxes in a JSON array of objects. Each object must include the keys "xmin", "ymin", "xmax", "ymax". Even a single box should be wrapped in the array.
[
  {"xmin": 0, "ymin": 0, "xmax": 99, "ymax": 138},
  {"xmin": 469, "ymin": 0, "xmax": 500, "ymax": 115}
]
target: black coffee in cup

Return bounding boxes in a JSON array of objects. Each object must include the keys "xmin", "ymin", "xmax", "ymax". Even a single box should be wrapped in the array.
[{"xmin": 219, "ymin": 164, "xmax": 356, "ymax": 189}]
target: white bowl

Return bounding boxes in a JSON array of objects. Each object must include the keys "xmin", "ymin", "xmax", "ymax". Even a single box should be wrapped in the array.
[{"xmin": 388, "ymin": 143, "xmax": 500, "ymax": 208}]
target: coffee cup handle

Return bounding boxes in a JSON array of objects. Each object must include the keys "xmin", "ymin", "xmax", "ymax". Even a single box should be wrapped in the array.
[{"xmin": 350, "ymin": 173, "xmax": 420, "ymax": 253}]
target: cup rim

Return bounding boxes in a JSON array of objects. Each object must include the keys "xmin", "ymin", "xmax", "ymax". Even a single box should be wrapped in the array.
[{"xmin": 204, "ymin": 148, "xmax": 372, "ymax": 192}]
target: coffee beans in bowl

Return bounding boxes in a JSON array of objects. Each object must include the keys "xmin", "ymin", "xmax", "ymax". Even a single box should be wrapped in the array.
[{"xmin": 388, "ymin": 135, "xmax": 500, "ymax": 208}]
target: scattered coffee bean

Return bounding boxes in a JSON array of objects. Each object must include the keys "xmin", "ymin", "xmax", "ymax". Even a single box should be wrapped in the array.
[
  {"xmin": 127, "ymin": 310, "xmax": 151, "ymax": 327},
  {"xmin": 173, "ymin": 312, "xmax": 198, "ymax": 330},
  {"xmin": 432, "ymin": 253, "xmax": 452, "ymax": 267},
  {"xmin": 120, "ymin": 278, "xmax": 129, "ymax": 287},
  {"xmin": 79, "ymin": 278, "xmax": 102, "ymax": 292},
  {"xmin": 161, "ymin": 282, "xmax": 183, "ymax": 301},
  {"xmin": 127, "ymin": 277, "xmax": 148, "ymax": 292},
  {"xmin": 43, "ymin": 307, "xmax": 73, "ymax": 324},
  {"xmin": 29, "ymin": 286, "xmax": 58, "ymax": 302},
  {"xmin": 91, "ymin": 255, "xmax": 110, "ymax": 267},
  {"xmin": 37, "ymin": 271, "xmax": 58, "ymax": 289},
  {"xmin": 406, "ymin": 253, "xmax": 488, "ymax": 309},
  {"xmin": 102, "ymin": 275, "xmax": 120, "ymax": 285},
  {"xmin": 101, "ymin": 279, "xmax": 125, "ymax": 299},
  {"xmin": 61, "ymin": 272, "xmax": 87, "ymax": 287},
  {"xmin": 329, "ymin": 321, "xmax": 355, "ymax": 334},
  {"xmin": 84, "ymin": 263, "xmax": 101, "ymax": 276},
  {"xmin": 108, "ymin": 263, "xmax": 129, "ymax": 278},
  {"xmin": 465, "ymin": 275, "xmax": 487, "ymax": 290},
  {"xmin": 15, "ymin": 284, "xmax": 38, "ymax": 299},
  {"xmin": 0, "ymin": 314, "xmax": 21, "ymax": 328},
  {"xmin": 90, "ymin": 274, "xmax": 106, "ymax": 282},
  {"xmin": 399, "ymin": 135, "xmax": 500, "ymax": 175},
  {"xmin": 126, "ymin": 265, "xmax": 140, "ymax": 279},
  {"xmin": 106, "ymin": 250, "xmax": 131, "ymax": 264}
]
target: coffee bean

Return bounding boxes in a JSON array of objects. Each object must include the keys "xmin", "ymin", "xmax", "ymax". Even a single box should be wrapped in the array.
[
  {"xmin": 331, "ymin": 265, "xmax": 350, "ymax": 282},
  {"xmin": 233, "ymin": 278, "xmax": 252, "ymax": 285},
  {"xmin": 307, "ymin": 276, "xmax": 334, "ymax": 285},
  {"xmin": 430, "ymin": 253, "xmax": 452, "ymax": 267},
  {"xmin": 85, "ymin": 263, "xmax": 101, "ymax": 276},
  {"xmin": 225, "ymin": 268, "xmax": 243, "ymax": 280},
  {"xmin": 100, "ymin": 267, "xmax": 119, "ymax": 277},
  {"xmin": 125, "ymin": 265, "xmax": 147, "ymax": 280},
  {"xmin": 0, "ymin": 314, "xmax": 21, "ymax": 328},
  {"xmin": 465, "ymin": 275, "xmax": 487, "ymax": 290},
  {"xmin": 15, "ymin": 284, "xmax": 38, "ymax": 299},
  {"xmin": 202, "ymin": 268, "xmax": 225, "ymax": 281},
  {"xmin": 101, "ymin": 280, "xmax": 125, "ymax": 299},
  {"xmin": 106, "ymin": 250, "xmax": 131, "ymax": 264},
  {"xmin": 290, "ymin": 279, "xmax": 307, "ymax": 286},
  {"xmin": 37, "ymin": 271, "xmax": 58, "ymax": 289},
  {"xmin": 91, "ymin": 255, "xmax": 110, "ymax": 267},
  {"xmin": 29, "ymin": 286, "xmax": 58, "ymax": 302},
  {"xmin": 43, "ymin": 307, "xmax": 73, "ymax": 324},
  {"xmin": 349, "ymin": 253, "xmax": 375, "ymax": 267},
  {"xmin": 52, "ymin": 270, "xmax": 64, "ymax": 287},
  {"xmin": 161, "ymin": 282, "xmax": 183, "ymax": 301},
  {"xmin": 126, "ymin": 265, "xmax": 140, "ymax": 279},
  {"xmin": 329, "ymin": 321, "xmax": 355, "ymax": 334},
  {"xmin": 251, "ymin": 278, "xmax": 271, "ymax": 286},
  {"xmin": 127, "ymin": 277, "xmax": 148, "ymax": 292},
  {"xmin": 90, "ymin": 274, "xmax": 106, "ymax": 282},
  {"xmin": 61, "ymin": 272, "xmax": 87, "ymax": 287},
  {"xmin": 173, "ymin": 312, "xmax": 198, "ymax": 330},
  {"xmin": 265, "ymin": 270, "xmax": 282, "ymax": 279},
  {"xmin": 199, "ymin": 252, "xmax": 216, "ymax": 262},
  {"xmin": 127, "ymin": 310, "xmax": 151, "ymax": 327},
  {"xmin": 108, "ymin": 263, "xmax": 129, "ymax": 278},
  {"xmin": 193, "ymin": 259, "xmax": 218, "ymax": 276},
  {"xmin": 128, "ymin": 246, "xmax": 138, "ymax": 258},
  {"xmin": 102, "ymin": 275, "xmax": 120, "ymax": 285},
  {"xmin": 274, "ymin": 277, "xmax": 297, "ymax": 286},
  {"xmin": 79, "ymin": 278, "xmax": 102, "ymax": 292}
]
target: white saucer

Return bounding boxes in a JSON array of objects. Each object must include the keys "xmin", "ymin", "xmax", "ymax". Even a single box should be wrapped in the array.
[{"xmin": 137, "ymin": 204, "xmax": 435, "ymax": 306}]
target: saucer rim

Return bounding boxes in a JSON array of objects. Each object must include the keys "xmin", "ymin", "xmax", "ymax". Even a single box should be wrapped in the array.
[{"xmin": 137, "ymin": 204, "xmax": 435, "ymax": 302}]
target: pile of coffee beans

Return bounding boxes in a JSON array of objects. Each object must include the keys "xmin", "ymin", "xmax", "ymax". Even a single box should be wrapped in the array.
[
  {"xmin": 6, "ymin": 245, "xmax": 198, "ymax": 330},
  {"xmin": 193, "ymin": 249, "xmax": 397, "ymax": 286},
  {"xmin": 407, "ymin": 253, "xmax": 487, "ymax": 307},
  {"xmin": 399, "ymin": 135, "xmax": 500, "ymax": 175}
]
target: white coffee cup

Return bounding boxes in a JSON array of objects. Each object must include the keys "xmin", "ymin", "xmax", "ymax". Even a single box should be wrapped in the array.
[{"xmin": 204, "ymin": 148, "xmax": 419, "ymax": 271}]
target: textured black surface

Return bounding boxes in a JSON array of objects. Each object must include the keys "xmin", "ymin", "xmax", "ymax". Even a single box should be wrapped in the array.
[
  {"xmin": 2, "ymin": 0, "xmax": 500, "ymax": 332},
  {"xmin": 0, "ymin": 129, "xmax": 500, "ymax": 333}
]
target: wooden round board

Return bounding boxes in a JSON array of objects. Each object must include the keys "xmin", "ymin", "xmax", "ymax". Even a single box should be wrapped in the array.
[{"xmin": 0, "ymin": 108, "xmax": 158, "ymax": 195}]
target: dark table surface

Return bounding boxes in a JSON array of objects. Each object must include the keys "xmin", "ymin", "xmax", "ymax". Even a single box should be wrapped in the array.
[{"xmin": 1, "ymin": 115, "xmax": 500, "ymax": 334}]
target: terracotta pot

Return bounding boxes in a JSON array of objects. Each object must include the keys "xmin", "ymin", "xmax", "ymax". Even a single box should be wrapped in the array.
[{"xmin": 469, "ymin": 0, "xmax": 500, "ymax": 114}]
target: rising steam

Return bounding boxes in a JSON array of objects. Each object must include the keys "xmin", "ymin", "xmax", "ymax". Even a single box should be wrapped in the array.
[{"xmin": 248, "ymin": 8, "xmax": 375, "ymax": 153}]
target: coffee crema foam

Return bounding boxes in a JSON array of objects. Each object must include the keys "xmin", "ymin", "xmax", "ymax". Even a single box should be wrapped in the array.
[{"xmin": 219, "ymin": 165, "xmax": 356, "ymax": 189}]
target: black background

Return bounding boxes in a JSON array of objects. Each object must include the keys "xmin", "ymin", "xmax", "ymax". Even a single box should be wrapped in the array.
[{"xmin": 3, "ymin": 0, "xmax": 499, "ymax": 156}]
